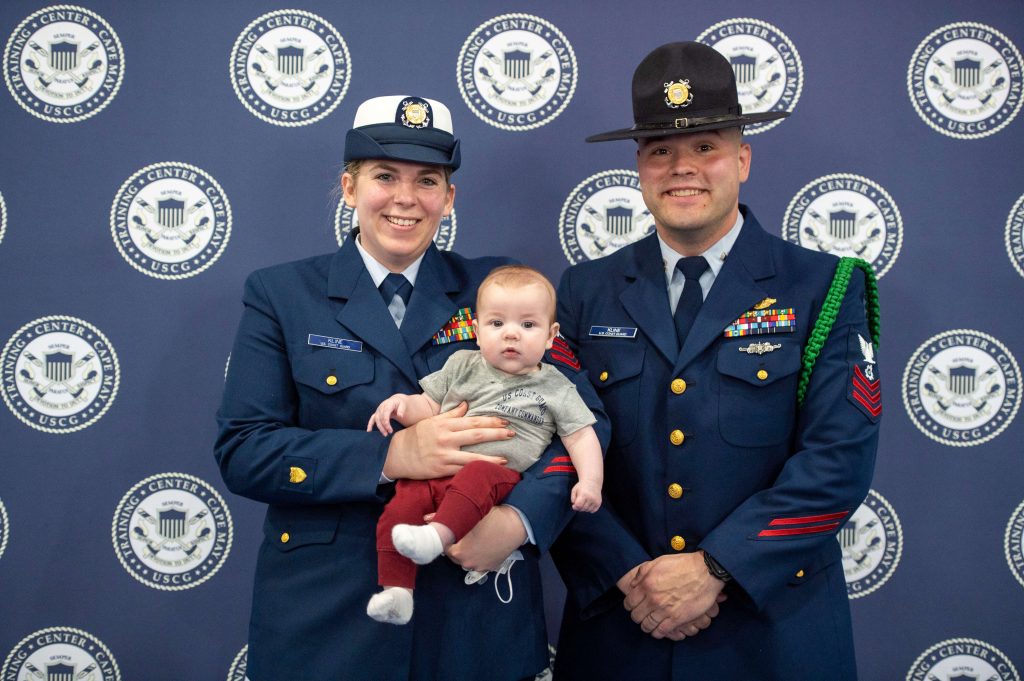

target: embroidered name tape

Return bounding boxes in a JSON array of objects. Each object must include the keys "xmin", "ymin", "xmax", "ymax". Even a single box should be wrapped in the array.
[
  {"xmin": 432, "ymin": 307, "xmax": 476, "ymax": 345},
  {"xmin": 724, "ymin": 308, "xmax": 796, "ymax": 338},
  {"xmin": 308, "ymin": 334, "xmax": 363, "ymax": 352},
  {"xmin": 589, "ymin": 326, "xmax": 638, "ymax": 338}
]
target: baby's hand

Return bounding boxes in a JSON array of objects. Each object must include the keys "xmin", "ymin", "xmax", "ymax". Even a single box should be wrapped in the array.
[
  {"xmin": 366, "ymin": 395, "xmax": 407, "ymax": 436},
  {"xmin": 571, "ymin": 481, "xmax": 602, "ymax": 513}
]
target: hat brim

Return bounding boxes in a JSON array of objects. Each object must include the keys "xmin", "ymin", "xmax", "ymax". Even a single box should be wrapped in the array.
[
  {"xmin": 585, "ymin": 111, "xmax": 790, "ymax": 142},
  {"xmin": 345, "ymin": 126, "xmax": 461, "ymax": 170}
]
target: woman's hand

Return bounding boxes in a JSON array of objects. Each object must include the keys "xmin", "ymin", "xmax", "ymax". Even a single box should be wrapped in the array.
[{"xmin": 382, "ymin": 402, "xmax": 513, "ymax": 480}]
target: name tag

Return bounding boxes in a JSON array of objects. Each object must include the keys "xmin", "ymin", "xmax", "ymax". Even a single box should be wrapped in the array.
[
  {"xmin": 308, "ymin": 334, "xmax": 363, "ymax": 352},
  {"xmin": 589, "ymin": 326, "xmax": 637, "ymax": 338}
]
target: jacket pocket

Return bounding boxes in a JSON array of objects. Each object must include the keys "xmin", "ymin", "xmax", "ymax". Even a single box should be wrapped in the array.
[
  {"xmin": 717, "ymin": 342, "xmax": 801, "ymax": 447},
  {"xmin": 582, "ymin": 342, "xmax": 645, "ymax": 446},
  {"xmin": 264, "ymin": 505, "xmax": 341, "ymax": 552},
  {"xmin": 292, "ymin": 347, "xmax": 374, "ymax": 395}
]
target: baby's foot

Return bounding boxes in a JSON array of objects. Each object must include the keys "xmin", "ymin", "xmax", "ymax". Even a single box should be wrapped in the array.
[
  {"xmin": 366, "ymin": 587, "xmax": 413, "ymax": 625},
  {"xmin": 392, "ymin": 524, "xmax": 443, "ymax": 565}
]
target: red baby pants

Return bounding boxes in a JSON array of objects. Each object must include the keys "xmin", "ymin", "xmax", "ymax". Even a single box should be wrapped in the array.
[{"xmin": 376, "ymin": 460, "xmax": 522, "ymax": 588}]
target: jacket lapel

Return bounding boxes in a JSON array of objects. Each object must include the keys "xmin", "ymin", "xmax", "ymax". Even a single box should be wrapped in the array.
[
  {"xmin": 619, "ymin": 235, "xmax": 678, "ymax": 364},
  {"xmin": 327, "ymin": 240, "xmax": 419, "ymax": 384},
  {"xmin": 676, "ymin": 209, "xmax": 776, "ymax": 371},
  {"xmin": 399, "ymin": 245, "xmax": 463, "ymax": 354}
]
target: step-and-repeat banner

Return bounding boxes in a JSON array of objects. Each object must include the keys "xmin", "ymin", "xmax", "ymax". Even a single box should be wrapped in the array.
[{"xmin": 1, "ymin": 1, "xmax": 1022, "ymax": 679}]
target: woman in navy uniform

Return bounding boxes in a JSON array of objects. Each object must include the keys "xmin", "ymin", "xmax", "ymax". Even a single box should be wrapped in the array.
[
  {"xmin": 216, "ymin": 95, "xmax": 604, "ymax": 681},
  {"xmin": 551, "ymin": 43, "xmax": 880, "ymax": 680}
]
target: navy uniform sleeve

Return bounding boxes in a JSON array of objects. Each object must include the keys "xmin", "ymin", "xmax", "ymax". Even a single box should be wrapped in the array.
[
  {"xmin": 503, "ymin": 340, "xmax": 610, "ymax": 553},
  {"xmin": 699, "ymin": 268, "xmax": 880, "ymax": 610},
  {"xmin": 214, "ymin": 270, "xmax": 391, "ymax": 506},
  {"xmin": 547, "ymin": 266, "xmax": 651, "ymax": 615}
]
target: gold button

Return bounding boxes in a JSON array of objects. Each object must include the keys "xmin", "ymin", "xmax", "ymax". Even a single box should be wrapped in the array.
[
  {"xmin": 795, "ymin": 569, "xmax": 805, "ymax": 578},
  {"xmin": 671, "ymin": 378, "xmax": 687, "ymax": 394},
  {"xmin": 670, "ymin": 536, "xmax": 686, "ymax": 551},
  {"xmin": 756, "ymin": 369, "xmax": 768, "ymax": 381},
  {"xmin": 280, "ymin": 532, "xmax": 290, "ymax": 544},
  {"xmin": 289, "ymin": 467, "xmax": 307, "ymax": 484},
  {"xmin": 599, "ymin": 371, "xmax": 609, "ymax": 382},
  {"xmin": 667, "ymin": 483, "xmax": 683, "ymax": 499},
  {"xmin": 669, "ymin": 429, "xmax": 685, "ymax": 446},
  {"xmin": 325, "ymin": 375, "xmax": 338, "ymax": 386}
]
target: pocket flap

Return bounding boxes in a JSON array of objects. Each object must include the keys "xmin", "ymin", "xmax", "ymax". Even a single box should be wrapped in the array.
[
  {"xmin": 292, "ymin": 348, "xmax": 374, "ymax": 394},
  {"xmin": 584, "ymin": 343, "xmax": 645, "ymax": 388},
  {"xmin": 264, "ymin": 506, "xmax": 341, "ymax": 552},
  {"xmin": 717, "ymin": 342, "xmax": 800, "ymax": 386}
]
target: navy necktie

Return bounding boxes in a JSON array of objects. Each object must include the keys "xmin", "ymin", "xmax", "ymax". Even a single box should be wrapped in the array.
[
  {"xmin": 673, "ymin": 256, "xmax": 709, "ymax": 348},
  {"xmin": 379, "ymin": 273, "xmax": 412, "ymax": 326},
  {"xmin": 379, "ymin": 273, "xmax": 412, "ymax": 307}
]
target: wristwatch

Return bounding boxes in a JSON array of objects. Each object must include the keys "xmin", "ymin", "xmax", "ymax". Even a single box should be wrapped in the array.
[{"xmin": 702, "ymin": 550, "xmax": 732, "ymax": 583}]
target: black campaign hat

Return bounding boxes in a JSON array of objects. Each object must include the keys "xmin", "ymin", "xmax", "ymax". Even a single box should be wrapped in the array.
[
  {"xmin": 586, "ymin": 41, "xmax": 789, "ymax": 142},
  {"xmin": 344, "ymin": 95, "xmax": 461, "ymax": 171}
]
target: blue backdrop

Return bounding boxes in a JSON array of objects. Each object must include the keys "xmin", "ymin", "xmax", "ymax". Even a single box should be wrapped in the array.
[{"xmin": 1, "ymin": 1, "xmax": 1023, "ymax": 679}]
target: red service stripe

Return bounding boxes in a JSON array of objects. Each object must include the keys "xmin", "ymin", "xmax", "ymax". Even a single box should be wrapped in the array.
[
  {"xmin": 852, "ymin": 389, "xmax": 883, "ymax": 416},
  {"xmin": 758, "ymin": 522, "xmax": 841, "ymax": 537},
  {"xmin": 853, "ymin": 365, "xmax": 881, "ymax": 391},
  {"xmin": 551, "ymin": 456, "xmax": 572, "ymax": 464},
  {"xmin": 550, "ymin": 352, "xmax": 581, "ymax": 369},
  {"xmin": 852, "ymin": 374, "xmax": 881, "ymax": 402},
  {"xmin": 543, "ymin": 465, "xmax": 576, "ymax": 474},
  {"xmin": 768, "ymin": 511, "xmax": 849, "ymax": 526}
]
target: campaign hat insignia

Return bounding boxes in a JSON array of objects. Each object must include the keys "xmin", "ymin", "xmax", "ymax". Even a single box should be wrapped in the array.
[{"xmin": 664, "ymin": 79, "xmax": 693, "ymax": 108}]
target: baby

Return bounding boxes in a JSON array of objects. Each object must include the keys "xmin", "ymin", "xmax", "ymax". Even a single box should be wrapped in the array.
[{"xmin": 365, "ymin": 264, "xmax": 603, "ymax": 625}]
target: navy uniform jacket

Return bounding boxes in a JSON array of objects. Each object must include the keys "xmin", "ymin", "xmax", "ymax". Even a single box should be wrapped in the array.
[
  {"xmin": 215, "ymin": 237, "xmax": 606, "ymax": 681},
  {"xmin": 551, "ymin": 208, "xmax": 879, "ymax": 681}
]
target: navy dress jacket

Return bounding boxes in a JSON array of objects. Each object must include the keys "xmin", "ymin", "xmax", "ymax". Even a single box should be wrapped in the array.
[
  {"xmin": 215, "ymin": 236, "xmax": 606, "ymax": 681},
  {"xmin": 551, "ymin": 208, "xmax": 879, "ymax": 681}
]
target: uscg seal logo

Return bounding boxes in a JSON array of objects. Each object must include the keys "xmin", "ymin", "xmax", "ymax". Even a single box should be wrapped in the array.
[
  {"xmin": 112, "ymin": 472, "xmax": 233, "ymax": 591},
  {"xmin": 457, "ymin": 14, "xmax": 578, "ymax": 131},
  {"xmin": 696, "ymin": 18, "xmax": 802, "ymax": 135},
  {"xmin": 839, "ymin": 489, "xmax": 902, "ymax": 598},
  {"xmin": 335, "ymin": 203, "xmax": 456, "ymax": 251},
  {"xmin": 230, "ymin": 10, "xmax": 351, "ymax": 127},
  {"xmin": 559, "ymin": 170, "xmax": 655, "ymax": 264},
  {"xmin": 909, "ymin": 22, "xmax": 1024, "ymax": 139},
  {"xmin": 110, "ymin": 162, "xmax": 232, "ymax": 280},
  {"xmin": 1, "ymin": 627, "xmax": 121, "ymax": 681},
  {"xmin": 3, "ymin": 6, "xmax": 124, "ymax": 123},
  {"xmin": 783, "ymin": 173, "xmax": 903, "ymax": 278},
  {"xmin": 1006, "ymin": 193, "xmax": 1024, "ymax": 279},
  {"xmin": 227, "ymin": 645, "xmax": 248, "ymax": 681},
  {"xmin": 1, "ymin": 316, "xmax": 119, "ymax": 434},
  {"xmin": 1005, "ymin": 498, "xmax": 1024, "ymax": 590},
  {"xmin": 907, "ymin": 638, "xmax": 1020, "ymax": 681},
  {"xmin": 902, "ymin": 329, "xmax": 1021, "ymax": 447}
]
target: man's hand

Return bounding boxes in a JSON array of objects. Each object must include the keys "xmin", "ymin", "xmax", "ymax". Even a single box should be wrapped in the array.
[
  {"xmin": 382, "ymin": 402, "xmax": 512, "ymax": 480},
  {"xmin": 623, "ymin": 552, "xmax": 727, "ymax": 639},
  {"xmin": 663, "ymin": 594, "xmax": 726, "ymax": 641},
  {"xmin": 446, "ymin": 505, "xmax": 527, "ymax": 572}
]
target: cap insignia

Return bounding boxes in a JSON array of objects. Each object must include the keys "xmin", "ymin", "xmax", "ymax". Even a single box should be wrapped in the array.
[
  {"xmin": 664, "ymin": 79, "xmax": 693, "ymax": 108},
  {"xmin": 400, "ymin": 99, "xmax": 430, "ymax": 128}
]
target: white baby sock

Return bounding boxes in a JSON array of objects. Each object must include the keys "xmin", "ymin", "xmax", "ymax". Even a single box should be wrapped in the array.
[
  {"xmin": 392, "ymin": 524, "xmax": 444, "ymax": 565},
  {"xmin": 366, "ymin": 587, "xmax": 414, "ymax": 625}
]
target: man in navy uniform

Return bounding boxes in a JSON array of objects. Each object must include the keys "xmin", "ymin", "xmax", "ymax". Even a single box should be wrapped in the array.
[
  {"xmin": 552, "ymin": 42, "xmax": 880, "ymax": 680},
  {"xmin": 216, "ymin": 95, "xmax": 605, "ymax": 680}
]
